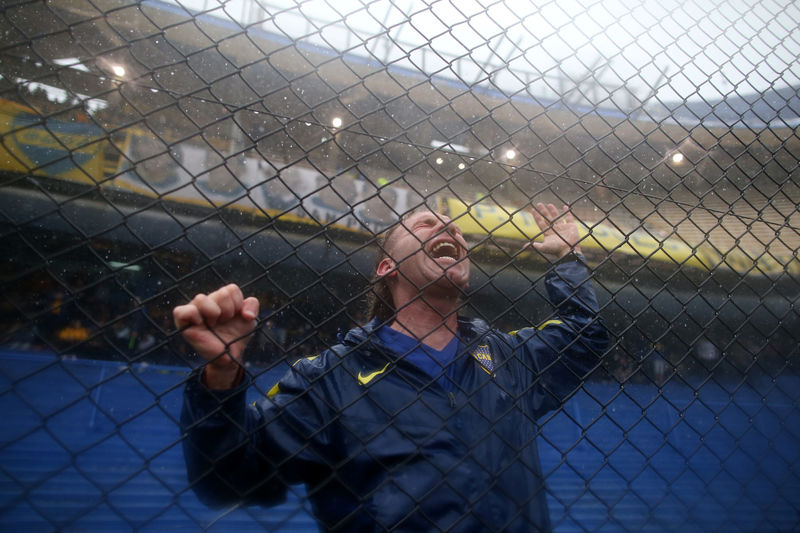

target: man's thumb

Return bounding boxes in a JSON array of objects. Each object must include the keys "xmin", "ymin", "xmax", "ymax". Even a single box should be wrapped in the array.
[{"xmin": 241, "ymin": 297, "xmax": 260, "ymax": 320}]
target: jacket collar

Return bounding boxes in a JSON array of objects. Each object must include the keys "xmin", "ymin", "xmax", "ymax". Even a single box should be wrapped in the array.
[{"xmin": 341, "ymin": 315, "xmax": 491, "ymax": 357}]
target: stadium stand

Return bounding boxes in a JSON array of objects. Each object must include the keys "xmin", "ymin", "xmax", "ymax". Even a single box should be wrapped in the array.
[{"xmin": 1, "ymin": 0, "xmax": 798, "ymax": 530}]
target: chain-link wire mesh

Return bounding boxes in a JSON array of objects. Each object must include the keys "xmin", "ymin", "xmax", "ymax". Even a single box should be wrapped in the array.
[{"xmin": 1, "ymin": 0, "xmax": 799, "ymax": 531}]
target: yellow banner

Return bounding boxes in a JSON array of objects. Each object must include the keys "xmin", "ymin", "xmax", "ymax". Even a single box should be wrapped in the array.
[
  {"xmin": 0, "ymin": 99, "xmax": 103, "ymax": 184},
  {"xmin": 447, "ymin": 199, "xmax": 708, "ymax": 270},
  {"xmin": 446, "ymin": 199, "xmax": 542, "ymax": 241}
]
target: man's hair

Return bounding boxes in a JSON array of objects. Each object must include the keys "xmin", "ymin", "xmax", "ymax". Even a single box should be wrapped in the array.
[
  {"xmin": 365, "ymin": 219, "xmax": 404, "ymax": 322},
  {"xmin": 365, "ymin": 206, "xmax": 435, "ymax": 321}
]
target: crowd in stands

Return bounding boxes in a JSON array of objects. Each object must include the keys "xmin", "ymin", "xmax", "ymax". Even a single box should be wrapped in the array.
[
  {"xmin": 2, "ymin": 86, "xmax": 795, "ymax": 386},
  {"xmin": 1, "ymin": 265, "xmax": 795, "ymax": 387},
  {"xmin": 0, "ymin": 270, "xmax": 359, "ymax": 372}
]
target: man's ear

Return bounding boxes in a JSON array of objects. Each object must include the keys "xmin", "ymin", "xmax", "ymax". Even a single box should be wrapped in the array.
[{"xmin": 376, "ymin": 257, "xmax": 396, "ymax": 277}]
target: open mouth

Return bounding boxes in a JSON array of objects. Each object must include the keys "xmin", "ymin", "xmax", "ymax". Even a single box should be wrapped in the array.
[{"xmin": 429, "ymin": 240, "xmax": 460, "ymax": 261}]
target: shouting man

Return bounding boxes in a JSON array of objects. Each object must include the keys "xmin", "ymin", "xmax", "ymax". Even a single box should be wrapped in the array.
[{"xmin": 176, "ymin": 203, "xmax": 608, "ymax": 532}]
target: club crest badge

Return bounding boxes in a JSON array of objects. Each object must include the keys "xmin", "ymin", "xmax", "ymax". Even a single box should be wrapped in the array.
[{"xmin": 471, "ymin": 344, "xmax": 495, "ymax": 375}]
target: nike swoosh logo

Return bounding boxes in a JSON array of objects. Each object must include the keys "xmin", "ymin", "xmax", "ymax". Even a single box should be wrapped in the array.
[{"xmin": 358, "ymin": 362, "xmax": 391, "ymax": 386}]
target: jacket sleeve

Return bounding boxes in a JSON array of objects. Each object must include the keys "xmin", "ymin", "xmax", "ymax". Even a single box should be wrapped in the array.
[
  {"xmin": 180, "ymin": 360, "xmax": 334, "ymax": 508},
  {"xmin": 512, "ymin": 257, "xmax": 609, "ymax": 416}
]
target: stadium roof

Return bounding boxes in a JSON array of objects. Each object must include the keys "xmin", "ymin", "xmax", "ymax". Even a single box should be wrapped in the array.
[
  {"xmin": 654, "ymin": 85, "xmax": 800, "ymax": 129},
  {"xmin": 146, "ymin": 0, "xmax": 800, "ymax": 131},
  {"xmin": 8, "ymin": 0, "xmax": 797, "ymax": 138}
]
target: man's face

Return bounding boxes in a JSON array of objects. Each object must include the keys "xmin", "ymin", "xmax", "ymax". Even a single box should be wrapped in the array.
[{"xmin": 382, "ymin": 211, "xmax": 470, "ymax": 293}]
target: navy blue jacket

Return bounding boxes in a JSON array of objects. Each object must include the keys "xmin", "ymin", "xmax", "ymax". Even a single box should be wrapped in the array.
[{"xmin": 181, "ymin": 259, "xmax": 608, "ymax": 532}]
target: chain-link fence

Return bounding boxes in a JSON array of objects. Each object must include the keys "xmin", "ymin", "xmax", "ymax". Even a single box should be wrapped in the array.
[{"xmin": 1, "ymin": 0, "xmax": 799, "ymax": 531}]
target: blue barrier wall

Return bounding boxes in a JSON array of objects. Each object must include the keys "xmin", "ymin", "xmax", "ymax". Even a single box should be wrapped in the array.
[{"xmin": 1, "ymin": 350, "xmax": 798, "ymax": 532}]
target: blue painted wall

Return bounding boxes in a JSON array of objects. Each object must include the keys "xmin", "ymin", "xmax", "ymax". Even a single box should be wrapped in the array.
[{"xmin": 1, "ymin": 350, "xmax": 798, "ymax": 532}]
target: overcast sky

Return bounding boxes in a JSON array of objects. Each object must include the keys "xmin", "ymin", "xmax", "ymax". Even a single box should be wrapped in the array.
[{"xmin": 180, "ymin": 0, "xmax": 800, "ymax": 107}]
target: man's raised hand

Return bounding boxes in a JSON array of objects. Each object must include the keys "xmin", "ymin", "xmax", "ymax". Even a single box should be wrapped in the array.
[
  {"xmin": 529, "ymin": 203, "xmax": 582, "ymax": 260},
  {"xmin": 173, "ymin": 284, "xmax": 259, "ymax": 389}
]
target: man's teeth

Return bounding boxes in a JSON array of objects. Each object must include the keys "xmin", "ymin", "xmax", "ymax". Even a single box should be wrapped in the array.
[{"xmin": 431, "ymin": 242, "xmax": 458, "ymax": 259}]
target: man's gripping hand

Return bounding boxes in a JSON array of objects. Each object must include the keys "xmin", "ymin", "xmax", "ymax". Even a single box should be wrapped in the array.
[{"xmin": 173, "ymin": 284, "xmax": 259, "ymax": 389}]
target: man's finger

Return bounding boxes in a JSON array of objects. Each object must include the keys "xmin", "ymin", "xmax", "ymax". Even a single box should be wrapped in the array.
[
  {"xmin": 241, "ymin": 296, "xmax": 260, "ymax": 320},
  {"xmin": 541, "ymin": 202, "xmax": 559, "ymax": 221},
  {"xmin": 531, "ymin": 202, "xmax": 548, "ymax": 229},
  {"xmin": 173, "ymin": 303, "xmax": 203, "ymax": 330},
  {"xmin": 192, "ymin": 293, "xmax": 222, "ymax": 327},
  {"xmin": 212, "ymin": 284, "xmax": 242, "ymax": 323}
]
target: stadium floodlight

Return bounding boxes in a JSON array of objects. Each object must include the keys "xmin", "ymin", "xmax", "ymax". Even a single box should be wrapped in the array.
[
  {"xmin": 671, "ymin": 152, "xmax": 685, "ymax": 164},
  {"xmin": 108, "ymin": 261, "xmax": 141, "ymax": 272},
  {"xmin": 53, "ymin": 58, "xmax": 90, "ymax": 72},
  {"xmin": 331, "ymin": 117, "xmax": 343, "ymax": 128},
  {"xmin": 505, "ymin": 149, "xmax": 517, "ymax": 160},
  {"xmin": 111, "ymin": 65, "xmax": 126, "ymax": 77},
  {"xmin": 430, "ymin": 140, "xmax": 470, "ymax": 153}
]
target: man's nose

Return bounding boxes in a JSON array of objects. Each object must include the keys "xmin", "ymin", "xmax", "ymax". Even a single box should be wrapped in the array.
[
  {"xmin": 433, "ymin": 215, "xmax": 455, "ymax": 234},
  {"xmin": 432, "ymin": 218, "xmax": 463, "ymax": 247},
  {"xmin": 442, "ymin": 218, "xmax": 462, "ymax": 239}
]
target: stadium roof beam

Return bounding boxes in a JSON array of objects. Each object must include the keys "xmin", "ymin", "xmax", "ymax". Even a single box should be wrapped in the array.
[{"xmin": 17, "ymin": 0, "xmax": 797, "ymax": 204}]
